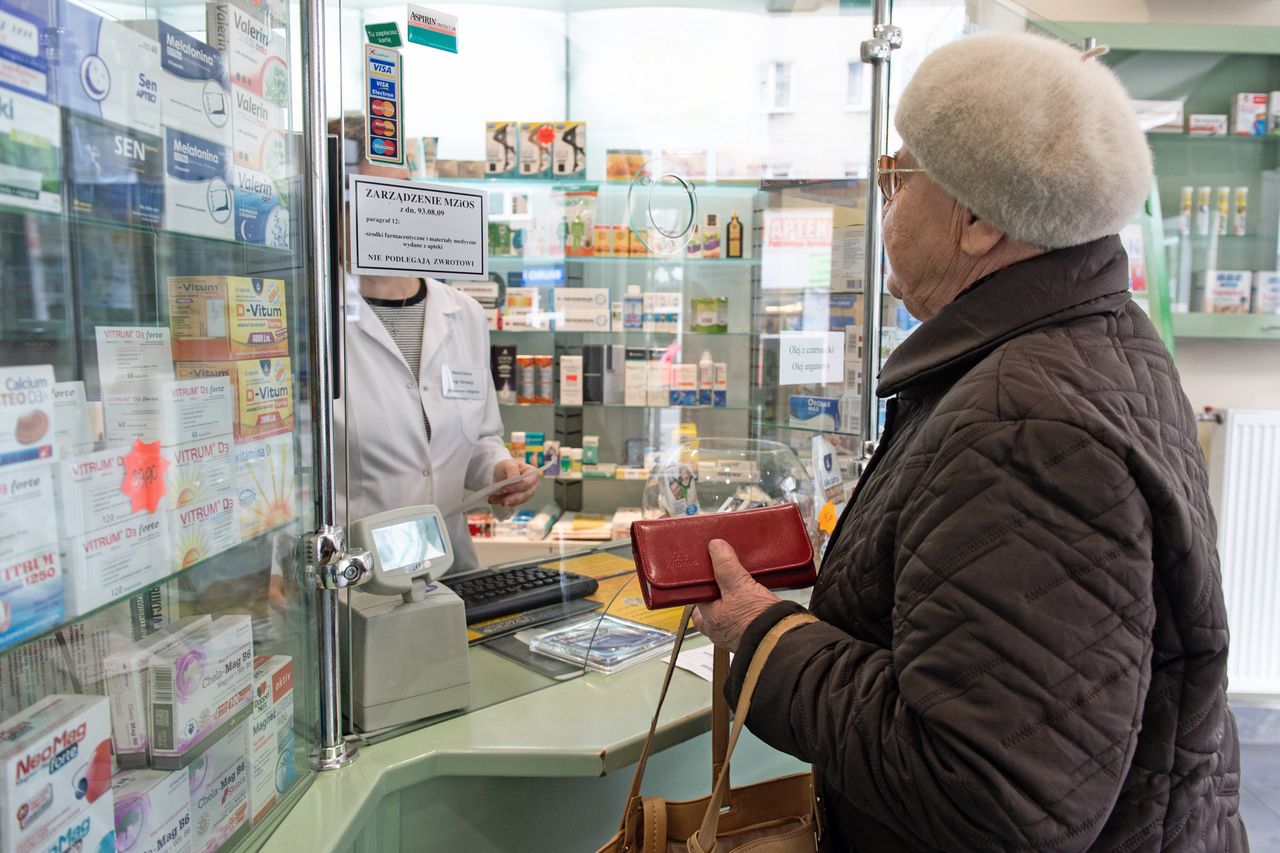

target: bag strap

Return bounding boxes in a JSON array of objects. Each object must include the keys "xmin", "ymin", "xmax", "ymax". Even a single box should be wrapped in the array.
[
  {"xmin": 690, "ymin": 612, "xmax": 818, "ymax": 853},
  {"xmin": 711, "ymin": 646, "xmax": 730, "ymax": 784},
  {"xmin": 615, "ymin": 605, "xmax": 697, "ymax": 834}
]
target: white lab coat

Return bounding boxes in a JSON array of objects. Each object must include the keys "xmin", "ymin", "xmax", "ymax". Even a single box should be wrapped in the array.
[{"xmin": 335, "ymin": 278, "xmax": 511, "ymax": 572}]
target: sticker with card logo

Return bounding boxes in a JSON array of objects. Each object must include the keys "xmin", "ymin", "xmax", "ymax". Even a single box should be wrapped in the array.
[{"xmin": 441, "ymin": 365, "xmax": 484, "ymax": 400}]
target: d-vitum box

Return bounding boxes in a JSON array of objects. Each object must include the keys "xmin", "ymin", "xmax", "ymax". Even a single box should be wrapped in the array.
[
  {"xmin": 206, "ymin": 2, "xmax": 289, "ymax": 107},
  {"xmin": 187, "ymin": 719, "xmax": 249, "ymax": 853},
  {"xmin": 103, "ymin": 616, "xmax": 211, "ymax": 768},
  {"xmin": 168, "ymin": 276, "xmax": 289, "ymax": 362},
  {"xmin": 164, "ymin": 128, "xmax": 234, "ymax": 240},
  {"xmin": 234, "ymin": 357, "xmax": 293, "ymax": 440},
  {"xmin": 233, "ymin": 164, "xmax": 289, "ymax": 248},
  {"xmin": 66, "ymin": 112, "xmax": 164, "ymax": 228},
  {"xmin": 149, "ymin": 614, "xmax": 254, "ymax": 769},
  {"xmin": 0, "ymin": 89, "xmax": 61, "ymax": 213},
  {"xmin": 112, "ymin": 768, "xmax": 192, "ymax": 853},
  {"xmin": 246, "ymin": 655, "xmax": 294, "ymax": 823},
  {"xmin": 233, "ymin": 433, "xmax": 296, "ymax": 540},
  {"xmin": 54, "ymin": 0, "xmax": 162, "ymax": 135},
  {"xmin": 0, "ymin": 694, "xmax": 114, "ymax": 853},
  {"xmin": 0, "ymin": 0, "xmax": 50, "ymax": 100},
  {"xmin": 130, "ymin": 19, "xmax": 231, "ymax": 144}
]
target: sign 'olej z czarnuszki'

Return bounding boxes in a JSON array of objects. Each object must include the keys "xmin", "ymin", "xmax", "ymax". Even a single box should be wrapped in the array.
[{"xmin": 348, "ymin": 173, "xmax": 489, "ymax": 280}]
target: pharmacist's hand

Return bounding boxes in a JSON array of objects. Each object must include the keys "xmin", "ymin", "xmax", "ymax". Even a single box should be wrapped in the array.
[
  {"xmin": 692, "ymin": 539, "xmax": 780, "ymax": 653},
  {"xmin": 490, "ymin": 459, "xmax": 541, "ymax": 507}
]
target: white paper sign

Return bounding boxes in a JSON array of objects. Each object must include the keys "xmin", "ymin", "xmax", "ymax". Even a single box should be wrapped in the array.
[
  {"xmin": 94, "ymin": 327, "xmax": 174, "ymax": 391},
  {"xmin": 779, "ymin": 331, "xmax": 844, "ymax": 385},
  {"xmin": 761, "ymin": 208, "xmax": 834, "ymax": 290},
  {"xmin": 348, "ymin": 173, "xmax": 488, "ymax": 280}
]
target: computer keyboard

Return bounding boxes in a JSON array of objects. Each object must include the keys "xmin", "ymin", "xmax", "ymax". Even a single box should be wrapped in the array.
[{"xmin": 447, "ymin": 566, "xmax": 599, "ymax": 624}]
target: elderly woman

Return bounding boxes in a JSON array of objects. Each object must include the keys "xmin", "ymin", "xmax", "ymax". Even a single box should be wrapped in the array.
[{"xmin": 695, "ymin": 32, "xmax": 1247, "ymax": 852}]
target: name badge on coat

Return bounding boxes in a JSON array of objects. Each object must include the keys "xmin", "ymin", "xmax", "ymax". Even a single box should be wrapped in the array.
[{"xmin": 442, "ymin": 365, "xmax": 485, "ymax": 400}]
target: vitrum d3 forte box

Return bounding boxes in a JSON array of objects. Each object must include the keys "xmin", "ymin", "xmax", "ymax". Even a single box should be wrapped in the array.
[
  {"xmin": 0, "ymin": 694, "xmax": 115, "ymax": 853},
  {"xmin": 148, "ymin": 615, "xmax": 254, "ymax": 770}
]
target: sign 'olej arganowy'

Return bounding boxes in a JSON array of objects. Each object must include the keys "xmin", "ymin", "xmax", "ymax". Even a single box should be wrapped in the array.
[{"xmin": 348, "ymin": 173, "xmax": 489, "ymax": 281}]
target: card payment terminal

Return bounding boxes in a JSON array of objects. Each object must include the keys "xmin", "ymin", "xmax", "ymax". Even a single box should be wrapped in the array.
[{"xmin": 340, "ymin": 505, "xmax": 471, "ymax": 731}]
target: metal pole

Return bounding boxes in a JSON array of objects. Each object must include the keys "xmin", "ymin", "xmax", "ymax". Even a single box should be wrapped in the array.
[
  {"xmin": 299, "ymin": 0, "xmax": 356, "ymax": 770},
  {"xmin": 858, "ymin": 0, "xmax": 898, "ymax": 454}
]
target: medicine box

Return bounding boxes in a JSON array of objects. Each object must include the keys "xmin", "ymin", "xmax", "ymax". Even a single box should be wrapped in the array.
[
  {"xmin": 174, "ymin": 361, "xmax": 290, "ymax": 443},
  {"xmin": 158, "ymin": 376, "xmax": 235, "ymax": 448},
  {"xmin": 0, "ymin": 363, "xmax": 57, "ymax": 468},
  {"xmin": 552, "ymin": 121, "xmax": 586, "ymax": 179},
  {"xmin": 485, "ymin": 121, "xmax": 518, "ymax": 177},
  {"xmin": 1233, "ymin": 93, "xmax": 1268, "ymax": 136},
  {"xmin": 553, "ymin": 288, "xmax": 611, "ymax": 332},
  {"xmin": 130, "ymin": 20, "xmax": 232, "ymax": 145},
  {"xmin": 168, "ymin": 276, "xmax": 289, "ymax": 361},
  {"xmin": 518, "ymin": 122, "xmax": 552, "ymax": 178},
  {"xmin": 206, "ymin": 1, "xmax": 288, "ymax": 107},
  {"xmin": 149, "ymin": 614, "xmax": 254, "ymax": 770},
  {"xmin": 52, "ymin": 381, "xmax": 92, "ymax": 455},
  {"xmin": 1187, "ymin": 114, "xmax": 1228, "ymax": 136},
  {"xmin": 1254, "ymin": 272, "xmax": 1280, "ymax": 315},
  {"xmin": 112, "ymin": 767, "xmax": 192, "ymax": 853},
  {"xmin": 0, "ymin": 0, "xmax": 51, "ymax": 101},
  {"xmin": 246, "ymin": 655, "xmax": 295, "ymax": 824},
  {"xmin": 559, "ymin": 355, "xmax": 583, "ymax": 406},
  {"xmin": 54, "ymin": 0, "xmax": 162, "ymax": 135},
  {"xmin": 164, "ymin": 128, "xmax": 234, "ymax": 240},
  {"xmin": 232, "ymin": 432, "xmax": 296, "ymax": 539},
  {"xmin": 55, "ymin": 448, "xmax": 172, "ymax": 618},
  {"xmin": 233, "ymin": 164, "xmax": 290, "ymax": 248},
  {"xmin": 789, "ymin": 395, "xmax": 842, "ymax": 432},
  {"xmin": 0, "ymin": 463, "xmax": 64, "ymax": 651},
  {"xmin": 0, "ymin": 694, "xmax": 115, "ymax": 853},
  {"xmin": 229, "ymin": 87, "xmax": 287, "ymax": 178},
  {"xmin": 187, "ymin": 719, "xmax": 249, "ymax": 852},
  {"xmin": 0, "ymin": 89, "xmax": 61, "ymax": 213},
  {"xmin": 103, "ymin": 616, "xmax": 212, "ymax": 768},
  {"xmin": 66, "ymin": 113, "xmax": 164, "ymax": 228},
  {"xmin": 669, "ymin": 364, "xmax": 698, "ymax": 407},
  {"xmin": 1202, "ymin": 270, "xmax": 1252, "ymax": 313}
]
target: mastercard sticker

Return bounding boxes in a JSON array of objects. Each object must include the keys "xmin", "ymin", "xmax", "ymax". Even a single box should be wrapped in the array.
[
  {"xmin": 364, "ymin": 44, "xmax": 404, "ymax": 165},
  {"xmin": 370, "ymin": 99, "xmax": 396, "ymax": 118},
  {"xmin": 371, "ymin": 118, "xmax": 397, "ymax": 137}
]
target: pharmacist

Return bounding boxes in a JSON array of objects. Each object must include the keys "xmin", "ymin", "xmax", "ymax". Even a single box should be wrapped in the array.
[{"xmin": 332, "ymin": 114, "xmax": 539, "ymax": 571}]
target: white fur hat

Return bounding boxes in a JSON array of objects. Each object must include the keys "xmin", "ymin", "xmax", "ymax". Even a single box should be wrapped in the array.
[{"xmin": 895, "ymin": 32, "xmax": 1153, "ymax": 249}]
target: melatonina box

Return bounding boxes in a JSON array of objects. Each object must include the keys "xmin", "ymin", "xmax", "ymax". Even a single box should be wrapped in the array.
[
  {"xmin": 0, "ymin": 694, "xmax": 115, "ymax": 853},
  {"xmin": 53, "ymin": 0, "xmax": 162, "ymax": 135},
  {"xmin": 186, "ymin": 719, "xmax": 250, "ymax": 852},
  {"xmin": 148, "ymin": 614, "xmax": 254, "ymax": 770},
  {"xmin": 246, "ymin": 655, "xmax": 295, "ymax": 823},
  {"xmin": 54, "ymin": 447, "xmax": 172, "ymax": 618},
  {"xmin": 128, "ymin": 19, "xmax": 232, "ymax": 144},
  {"xmin": 233, "ymin": 432, "xmax": 297, "ymax": 539},
  {"xmin": 163, "ymin": 127, "xmax": 234, "ymax": 240},
  {"xmin": 0, "ymin": 89, "xmax": 62, "ymax": 213},
  {"xmin": 103, "ymin": 616, "xmax": 212, "ymax": 768},
  {"xmin": 168, "ymin": 276, "xmax": 289, "ymax": 362},
  {"xmin": 111, "ymin": 767, "xmax": 192, "ymax": 853}
]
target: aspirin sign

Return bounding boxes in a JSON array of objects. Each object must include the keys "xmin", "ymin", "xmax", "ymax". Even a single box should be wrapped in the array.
[{"xmin": 348, "ymin": 173, "xmax": 488, "ymax": 280}]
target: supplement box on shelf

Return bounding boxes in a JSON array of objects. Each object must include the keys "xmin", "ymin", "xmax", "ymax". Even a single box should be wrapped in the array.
[
  {"xmin": 246, "ymin": 655, "xmax": 295, "ymax": 823},
  {"xmin": 111, "ymin": 767, "xmax": 192, "ymax": 853},
  {"xmin": 168, "ymin": 276, "xmax": 289, "ymax": 362}
]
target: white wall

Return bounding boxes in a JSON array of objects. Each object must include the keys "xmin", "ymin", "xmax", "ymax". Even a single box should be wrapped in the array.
[{"xmin": 1019, "ymin": 0, "xmax": 1280, "ymax": 26}]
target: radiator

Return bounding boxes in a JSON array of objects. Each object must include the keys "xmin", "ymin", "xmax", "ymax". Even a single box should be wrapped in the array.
[{"xmin": 1208, "ymin": 408, "xmax": 1280, "ymax": 696}]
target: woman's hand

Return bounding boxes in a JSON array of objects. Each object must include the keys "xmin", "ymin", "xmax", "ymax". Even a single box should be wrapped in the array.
[
  {"xmin": 693, "ymin": 539, "xmax": 781, "ymax": 652},
  {"xmin": 489, "ymin": 459, "xmax": 541, "ymax": 507}
]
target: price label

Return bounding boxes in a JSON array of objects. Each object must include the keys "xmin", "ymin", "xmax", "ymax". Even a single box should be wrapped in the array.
[
  {"xmin": 120, "ymin": 438, "xmax": 169, "ymax": 513},
  {"xmin": 817, "ymin": 501, "xmax": 837, "ymax": 534}
]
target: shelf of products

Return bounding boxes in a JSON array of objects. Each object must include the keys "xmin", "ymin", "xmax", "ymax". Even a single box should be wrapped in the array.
[
  {"xmin": 1172, "ymin": 313, "xmax": 1280, "ymax": 339},
  {"xmin": 0, "ymin": 0, "xmax": 319, "ymax": 847}
]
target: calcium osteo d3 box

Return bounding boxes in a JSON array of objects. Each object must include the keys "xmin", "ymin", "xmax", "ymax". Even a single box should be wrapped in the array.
[
  {"xmin": 247, "ymin": 655, "xmax": 295, "ymax": 823},
  {"xmin": 187, "ymin": 719, "xmax": 249, "ymax": 853},
  {"xmin": 112, "ymin": 767, "xmax": 191, "ymax": 853},
  {"xmin": 168, "ymin": 276, "xmax": 288, "ymax": 362},
  {"xmin": 0, "ymin": 694, "xmax": 115, "ymax": 853},
  {"xmin": 149, "ymin": 615, "xmax": 254, "ymax": 770}
]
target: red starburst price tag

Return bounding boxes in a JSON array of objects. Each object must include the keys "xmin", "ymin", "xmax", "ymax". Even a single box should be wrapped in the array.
[{"xmin": 120, "ymin": 438, "xmax": 169, "ymax": 514}]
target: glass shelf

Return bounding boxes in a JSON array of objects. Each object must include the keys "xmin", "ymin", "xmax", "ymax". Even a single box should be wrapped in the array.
[
  {"xmin": 755, "ymin": 420, "xmax": 862, "ymax": 438},
  {"xmin": 488, "ymin": 254, "xmax": 759, "ymax": 267},
  {"xmin": 1172, "ymin": 313, "xmax": 1280, "ymax": 339},
  {"xmin": 1148, "ymin": 134, "xmax": 1280, "ymax": 144},
  {"xmin": 0, "ymin": 519, "xmax": 299, "ymax": 660},
  {"xmin": 499, "ymin": 402, "xmax": 757, "ymax": 412},
  {"xmin": 423, "ymin": 176, "xmax": 763, "ymax": 190},
  {"xmin": 491, "ymin": 329, "xmax": 754, "ymax": 339}
]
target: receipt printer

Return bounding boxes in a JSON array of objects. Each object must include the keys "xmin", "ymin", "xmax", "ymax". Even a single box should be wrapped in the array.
[{"xmin": 340, "ymin": 506, "xmax": 471, "ymax": 731}]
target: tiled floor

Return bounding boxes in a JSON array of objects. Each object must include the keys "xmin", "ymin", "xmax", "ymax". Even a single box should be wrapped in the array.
[{"xmin": 1235, "ymin": 703, "xmax": 1280, "ymax": 851}]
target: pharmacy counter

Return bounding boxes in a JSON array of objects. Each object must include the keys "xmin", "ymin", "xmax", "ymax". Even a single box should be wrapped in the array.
[{"xmin": 260, "ymin": 639, "xmax": 806, "ymax": 853}]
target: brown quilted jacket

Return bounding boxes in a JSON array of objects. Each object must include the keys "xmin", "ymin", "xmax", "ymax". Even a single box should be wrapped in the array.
[{"xmin": 726, "ymin": 237, "xmax": 1247, "ymax": 852}]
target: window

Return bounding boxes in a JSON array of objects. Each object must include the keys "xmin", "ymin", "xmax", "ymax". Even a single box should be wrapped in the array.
[
  {"xmin": 761, "ymin": 61, "xmax": 794, "ymax": 112},
  {"xmin": 846, "ymin": 61, "xmax": 867, "ymax": 109}
]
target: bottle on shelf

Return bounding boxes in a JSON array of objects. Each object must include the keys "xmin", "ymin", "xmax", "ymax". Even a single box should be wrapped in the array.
[
  {"xmin": 698, "ymin": 350, "xmax": 715, "ymax": 406},
  {"xmin": 726, "ymin": 212, "xmax": 743, "ymax": 259}
]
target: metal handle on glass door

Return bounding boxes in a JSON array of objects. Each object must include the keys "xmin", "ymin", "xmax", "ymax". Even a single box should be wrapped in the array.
[{"xmin": 859, "ymin": 0, "xmax": 899, "ymax": 453}]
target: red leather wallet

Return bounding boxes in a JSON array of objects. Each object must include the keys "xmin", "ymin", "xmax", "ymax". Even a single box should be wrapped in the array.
[{"xmin": 629, "ymin": 504, "xmax": 816, "ymax": 610}]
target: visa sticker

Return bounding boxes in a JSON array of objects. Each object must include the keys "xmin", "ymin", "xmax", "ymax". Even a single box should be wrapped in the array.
[{"xmin": 363, "ymin": 44, "xmax": 403, "ymax": 166}]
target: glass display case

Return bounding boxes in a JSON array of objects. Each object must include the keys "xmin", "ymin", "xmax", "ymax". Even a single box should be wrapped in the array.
[{"xmin": 0, "ymin": 0, "xmax": 322, "ymax": 846}]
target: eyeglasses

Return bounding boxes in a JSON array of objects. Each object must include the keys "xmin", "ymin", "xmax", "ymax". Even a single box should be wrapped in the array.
[{"xmin": 877, "ymin": 154, "xmax": 927, "ymax": 203}]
